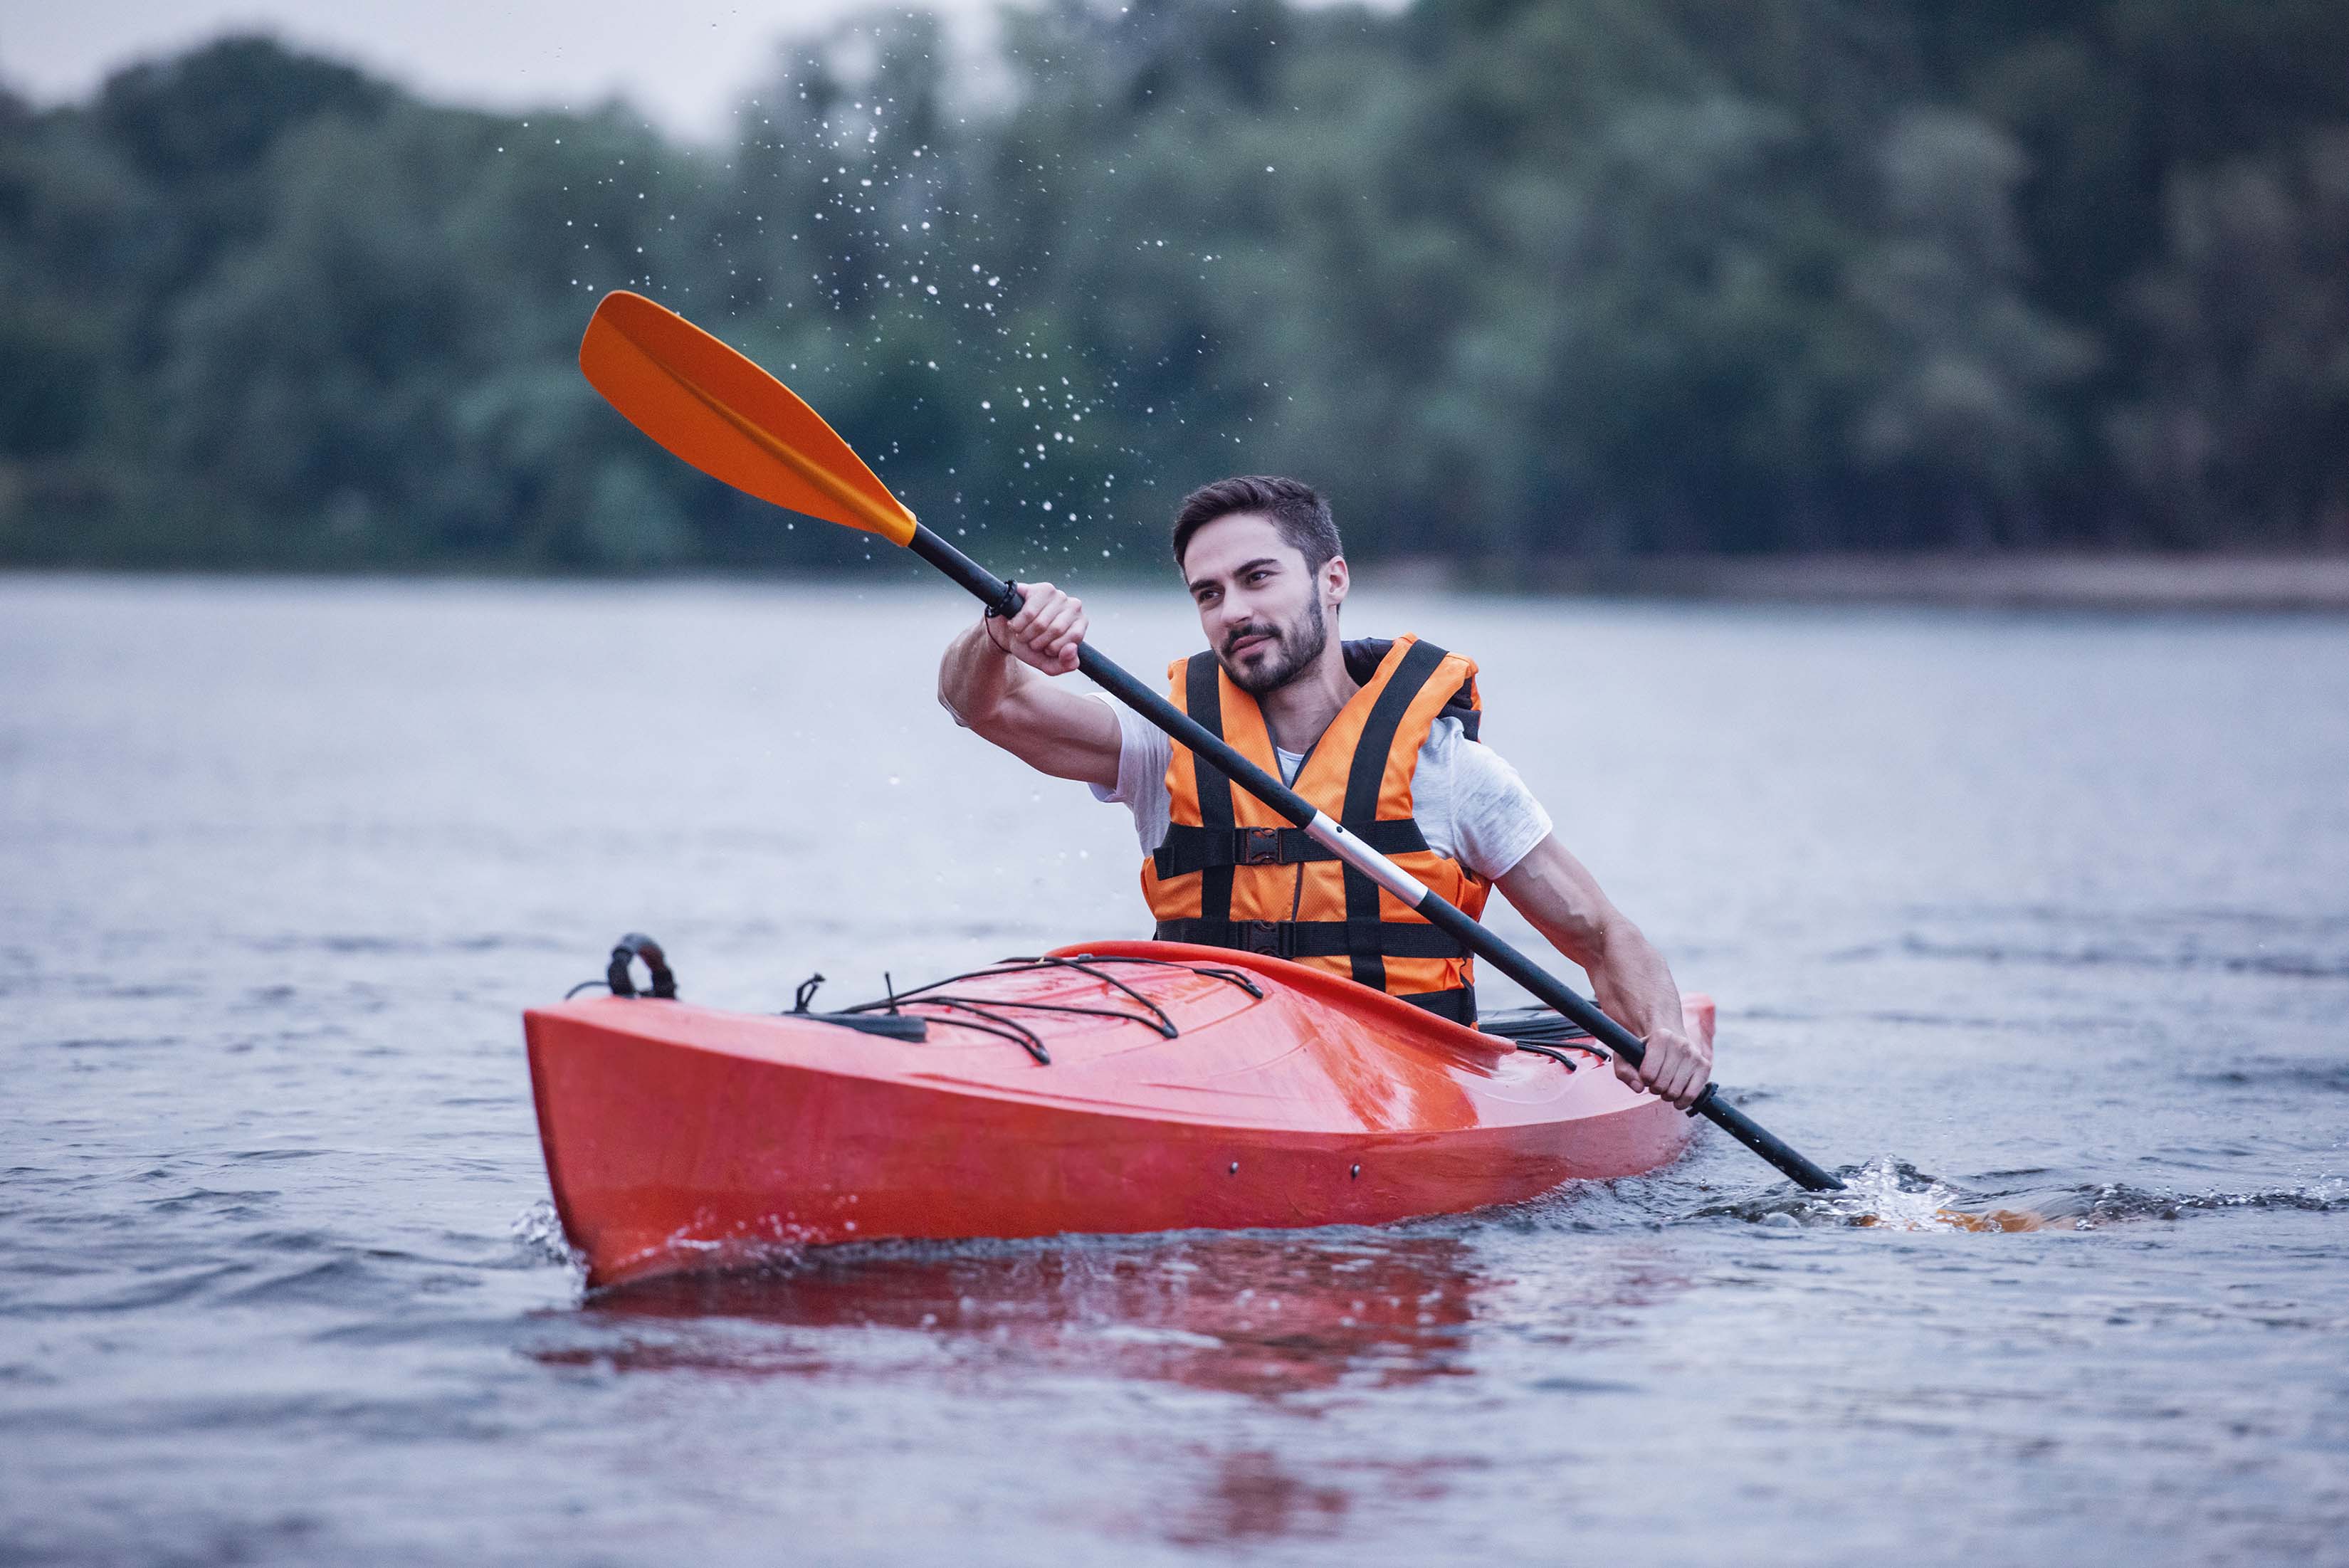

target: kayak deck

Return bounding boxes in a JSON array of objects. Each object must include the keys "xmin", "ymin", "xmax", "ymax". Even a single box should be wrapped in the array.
[{"xmin": 525, "ymin": 940, "xmax": 1706, "ymax": 1287}]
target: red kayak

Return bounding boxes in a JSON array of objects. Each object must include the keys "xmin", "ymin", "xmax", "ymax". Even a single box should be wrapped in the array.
[{"xmin": 525, "ymin": 940, "xmax": 1708, "ymax": 1288}]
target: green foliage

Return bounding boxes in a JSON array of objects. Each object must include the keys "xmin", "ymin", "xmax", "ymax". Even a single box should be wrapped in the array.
[
  {"xmin": 1, "ymin": 9, "xmax": 2345, "ymax": 571},
  {"xmin": 2105, "ymin": 128, "xmax": 2349, "ymax": 547}
]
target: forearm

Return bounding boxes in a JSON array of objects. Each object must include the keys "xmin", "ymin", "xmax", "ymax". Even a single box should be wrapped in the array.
[
  {"xmin": 1581, "ymin": 917, "xmax": 1684, "ymax": 1045},
  {"xmin": 1510, "ymin": 890, "xmax": 1680, "ymax": 1038},
  {"xmin": 937, "ymin": 614, "xmax": 1029, "ymax": 736},
  {"xmin": 935, "ymin": 591, "xmax": 1121, "ymax": 786},
  {"xmin": 1494, "ymin": 835, "xmax": 1706, "ymax": 1103}
]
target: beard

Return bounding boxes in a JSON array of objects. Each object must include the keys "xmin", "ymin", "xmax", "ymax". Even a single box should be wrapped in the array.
[{"xmin": 1219, "ymin": 594, "xmax": 1330, "ymax": 695}]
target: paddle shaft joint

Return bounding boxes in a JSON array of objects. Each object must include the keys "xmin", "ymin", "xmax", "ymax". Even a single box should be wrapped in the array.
[{"xmin": 910, "ymin": 525, "xmax": 1846, "ymax": 1194}]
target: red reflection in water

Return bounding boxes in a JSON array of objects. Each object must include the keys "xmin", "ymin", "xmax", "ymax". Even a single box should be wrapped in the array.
[
  {"xmin": 1163, "ymin": 1448, "xmax": 1352, "ymax": 1547},
  {"xmin": 542, "ymin": 1229, "xmax": 1484, "ymax": 1400},
  {"xmin": 532, "ymin": 1229, "xmax": 1708, "ymax": 1549}
]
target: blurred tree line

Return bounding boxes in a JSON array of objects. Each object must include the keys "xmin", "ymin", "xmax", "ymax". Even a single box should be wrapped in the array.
[{"xmin": 2, "ymin": 0, "xmax": 2345, "ymax": 573}]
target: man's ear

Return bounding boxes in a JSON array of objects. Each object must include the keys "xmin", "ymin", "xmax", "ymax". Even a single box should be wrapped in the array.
[{"xmin": 1323, "ymin": 554, "xmax": 1349, "ymax": 610}]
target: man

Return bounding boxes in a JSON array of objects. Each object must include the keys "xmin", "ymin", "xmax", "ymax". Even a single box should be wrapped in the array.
[{"xmin": 937, "ymin": 475, "xmax": 1710, "ymax": 1109}]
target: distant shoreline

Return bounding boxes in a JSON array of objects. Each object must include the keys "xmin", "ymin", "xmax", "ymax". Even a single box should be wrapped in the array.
[
  {"xmin": 1376, "ymin": 554, "xmax": 2349, "ymax": 611},
  {"xmin": 7, "ymin": 554, "xmax": 2349, "ymax": 611}
]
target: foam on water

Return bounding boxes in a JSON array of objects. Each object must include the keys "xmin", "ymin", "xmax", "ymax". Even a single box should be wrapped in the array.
[
  {"xmin": 508, "ymin": 1198, "xmax": 584, "ymax": 1271},
  {"xmin": 1687, "ymin": 1154, "xmax": 2349, "ymax": 1234}
]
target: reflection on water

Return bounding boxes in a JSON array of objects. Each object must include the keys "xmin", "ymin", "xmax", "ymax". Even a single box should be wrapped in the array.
[
  {"xmin": 555, "ymin": 1230, "xmax": 1483, "ymax": 1399},
  {"xmin": 1164, "ymin": 1448, "xmax": 1352, "ymax": 1548},
  {"xmin": 536, "ymin": 1223, "xmax": 1720, "ymax": 1551}
]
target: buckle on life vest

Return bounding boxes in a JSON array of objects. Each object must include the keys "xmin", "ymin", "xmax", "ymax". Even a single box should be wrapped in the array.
[
  {"xmin": 1241, "ymin": 826, "xmax": 1283, "ymax": 866},
  {"xmin": 1242, "ymin": 919, "xmax": 1287, "ymax": 957}
]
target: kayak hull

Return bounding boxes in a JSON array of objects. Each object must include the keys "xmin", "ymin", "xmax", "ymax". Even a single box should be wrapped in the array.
[{"xmin": 525, "ymin": 941, "xmax": 1704, "ymax": 1287}]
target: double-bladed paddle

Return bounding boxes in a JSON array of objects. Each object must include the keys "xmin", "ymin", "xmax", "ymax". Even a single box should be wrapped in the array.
[{"xmin": 577, "ymin": 288, "xmax": 1847, "ymax": 1194}]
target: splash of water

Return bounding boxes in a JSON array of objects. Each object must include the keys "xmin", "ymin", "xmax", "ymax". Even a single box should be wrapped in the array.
[
  {"xmin": 510, "ymin": 1199, "xmax": 587, "ymax": 1272},
  {"xmin": 1692, "ymin": 1156, "xmax": 2349, "ymax": 1233}
]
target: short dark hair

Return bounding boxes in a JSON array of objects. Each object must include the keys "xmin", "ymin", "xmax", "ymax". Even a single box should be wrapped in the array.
[{"xmin": 1171, "ymin": 475, "xmax": 1343, "ymax": 573}]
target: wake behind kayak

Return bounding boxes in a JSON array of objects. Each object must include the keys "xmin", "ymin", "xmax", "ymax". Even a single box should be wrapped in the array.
[{"xmin": 525, "ymin": 937, "xmax": 1706, "ymax": 1288}]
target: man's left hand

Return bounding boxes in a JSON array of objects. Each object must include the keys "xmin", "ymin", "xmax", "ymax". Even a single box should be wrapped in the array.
[{"xmin": 1614, "ymin": 1023, "xmax": 1711, "ymax": 1111}]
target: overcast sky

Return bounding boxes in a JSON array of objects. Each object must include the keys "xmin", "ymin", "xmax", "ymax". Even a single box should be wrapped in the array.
[{"xmin": 1, "ymin": 0, "xmax": 1026, "ymax": 142}]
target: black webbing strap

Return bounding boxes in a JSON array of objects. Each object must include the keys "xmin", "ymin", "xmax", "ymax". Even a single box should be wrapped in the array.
[
  {"xmin": 1337, "ymin": 638, "xmax": 1450, "ymax": 991},
  {"xmin": 1396, "ymin": 986, "xmax": 1477, "ymax": 1026},
  {"xmin": 1152, "ymin": 818, "xmax": 1431, "ymax": 878},
  {"xmin": 1153, "ymin": 918, "xmax": 1469, "ymax": 962},
  {"xmin": 1182, "ymin": 651, "xmax": 1237, "ymax": 924},
  {"xmin": 1345, "ymin": 639, "xmax": 1478, "ymax": 741}
]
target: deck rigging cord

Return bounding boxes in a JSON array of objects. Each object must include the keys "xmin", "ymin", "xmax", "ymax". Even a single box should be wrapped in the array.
[{"xmin": 577, "ymin": 939, "xmax": 1618, "ymax": 1077}]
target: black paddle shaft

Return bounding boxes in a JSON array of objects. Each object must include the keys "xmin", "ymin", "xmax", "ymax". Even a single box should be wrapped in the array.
[{"xmin": 912, "ymin": 524, "xmax": 1846, "ymax": 1193}]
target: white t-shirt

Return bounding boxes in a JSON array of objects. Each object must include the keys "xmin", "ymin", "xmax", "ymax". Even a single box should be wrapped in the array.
[{"xmin": 1088, "ymin": 694, "xmax": 1552, "ymax": 882}]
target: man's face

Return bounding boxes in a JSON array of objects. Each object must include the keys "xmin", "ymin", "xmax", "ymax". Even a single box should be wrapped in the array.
[{"xmin": 1181, "ymin": 512, "xmax": 1344, "ymax": 695}]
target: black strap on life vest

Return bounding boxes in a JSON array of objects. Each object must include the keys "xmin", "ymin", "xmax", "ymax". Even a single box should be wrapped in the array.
[
  {"xmin": 1397, "ymin": 986, "xmax": 1477, "ymax": 1026},
  {"xmin": 1183, "ymin": 650, "xmax": 1238, "ymax": 927},
  {"xmin": 1333, "ymin": 637, "xmax": 1449, "ymax": 991},
  {"xmin": 1342, "ymin": 638, "xmax": 1478, "ymax": 742},
  {"xmin": 1150, "ymin": 917, "xmax": 1476, "ymax": 1024},
  {"xmin": 1151, "ymin": 819, "xmax": 1431, "ymax": 878},
  {"xmin": 1152, "ymin": 917, "xmax": 1470, "ymax": 961}
]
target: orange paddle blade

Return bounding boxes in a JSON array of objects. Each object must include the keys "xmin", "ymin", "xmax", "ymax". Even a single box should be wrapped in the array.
[
  {"xmin": 578, "ymin": 290, "xmax": 916, "ymax": 547},
  {"xmin": 1853, "ymin": 1206, "xmax": 2054, "ymax": 1233}
]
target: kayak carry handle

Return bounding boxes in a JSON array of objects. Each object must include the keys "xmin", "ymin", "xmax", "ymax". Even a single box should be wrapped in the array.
[{"xmin": 606, "ymin": 933, "xmax": 678, "ymax": 1000}]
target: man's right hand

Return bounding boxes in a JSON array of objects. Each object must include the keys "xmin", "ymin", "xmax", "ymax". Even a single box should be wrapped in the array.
[
  {"xmin": 940, "ymin": 580, "xmax": 1119, "ymax": 788},
  {"xmin": 995, "ymin": 582, "xmax": 1087, "ymax": 675}
]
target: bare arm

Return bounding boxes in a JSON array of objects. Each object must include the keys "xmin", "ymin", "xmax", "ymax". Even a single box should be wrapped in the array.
[
  {"xmin": 1493, "ymin": 834, "xmax": 1712, "ymax": 1109},
  {"xmin": 937, "ymin": 581, "xmax": 1122, "ymax": 789}
]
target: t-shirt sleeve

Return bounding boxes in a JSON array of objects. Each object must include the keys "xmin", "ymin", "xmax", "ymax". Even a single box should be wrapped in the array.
[
  {"xmin": 1446, "ymin": 733, "xmax": 1553, "ymax": 881},
  {"xmin": 1089, "ymin": 693, "xmax": 1174, "ymax": 852}
]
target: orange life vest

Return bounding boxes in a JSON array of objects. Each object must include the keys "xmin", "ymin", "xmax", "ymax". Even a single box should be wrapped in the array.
[{"xmin": 1142, "ymin": 635, "xmax": 1492, "ymax": 1024}]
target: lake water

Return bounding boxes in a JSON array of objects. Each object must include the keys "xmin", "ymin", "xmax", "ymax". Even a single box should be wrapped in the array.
[{"xmin": 4, "ymin": 574, "xmax": 2344, "ymax": 1565}]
